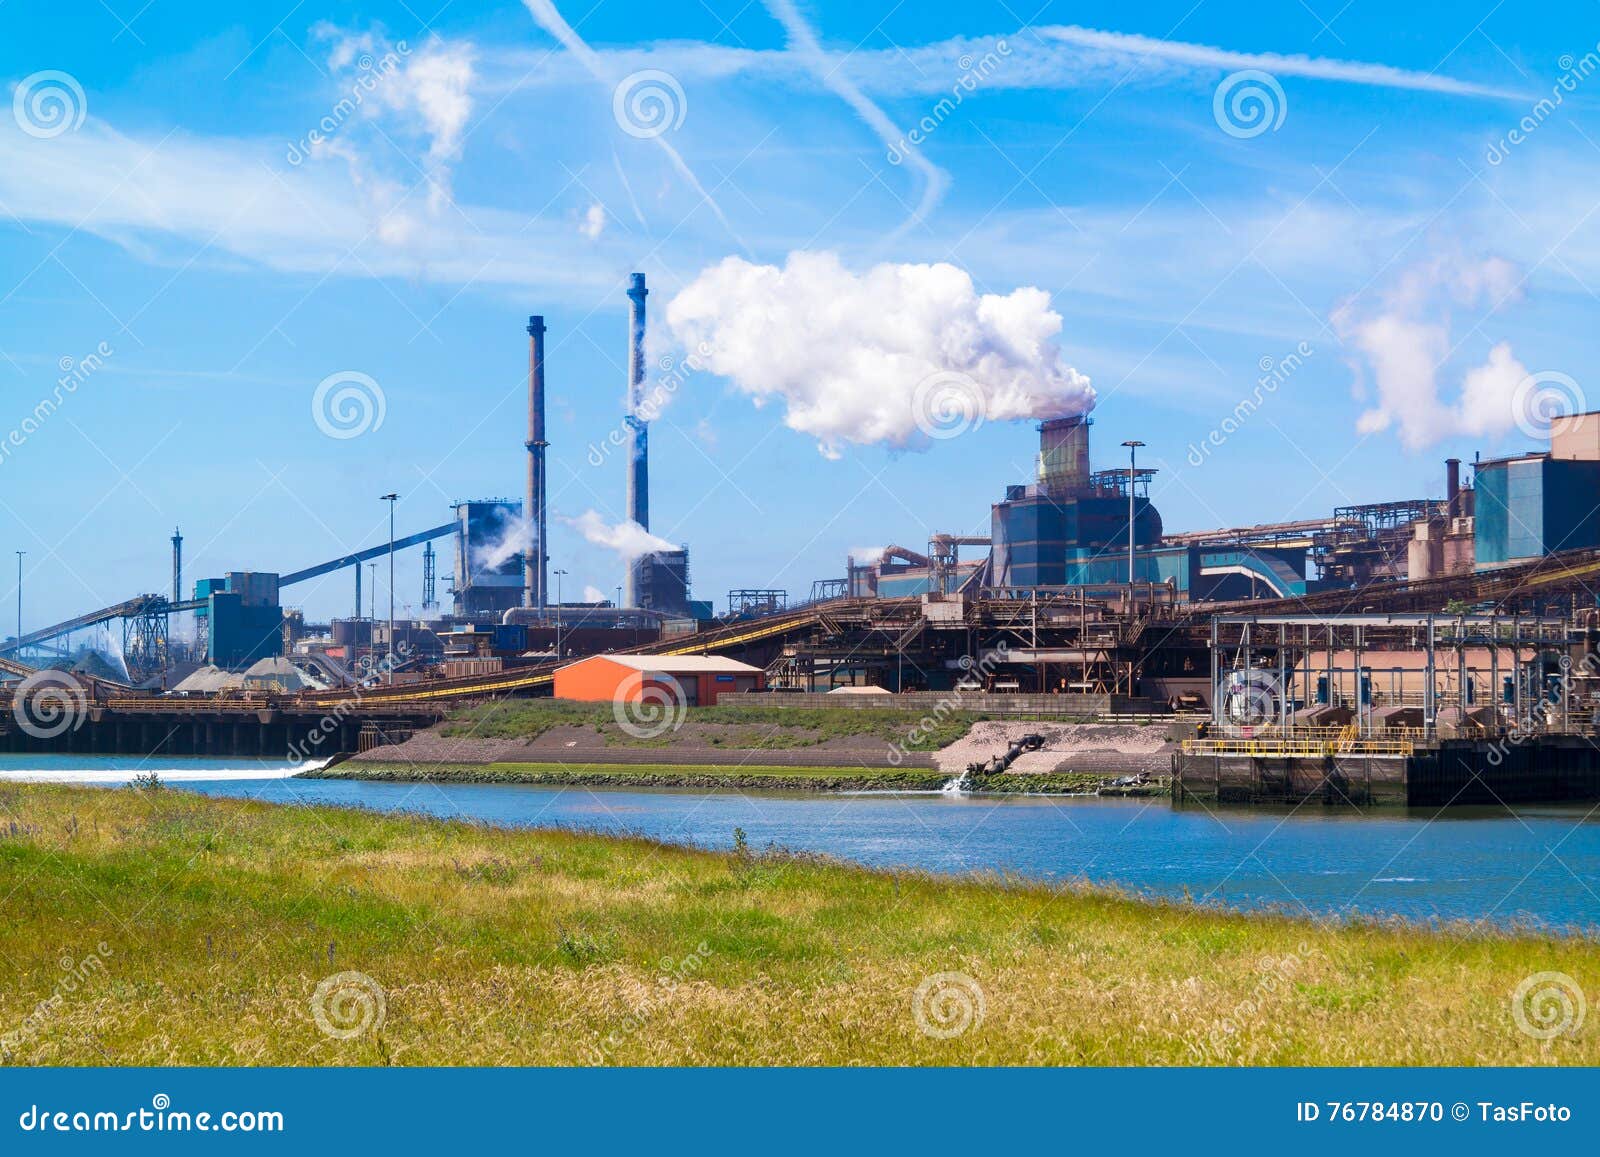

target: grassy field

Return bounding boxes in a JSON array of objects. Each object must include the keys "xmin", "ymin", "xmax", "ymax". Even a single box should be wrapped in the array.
[
  {"xmin": 440, "ymin": 699, "xmax": 980, "ymax": 750},
  {"xmin": 311, "ymin": 762, "xmax": 1154, "ymax": 796},
  {"xmin": 0, "ymin": 782, "xmax": 1594, "ymax": 1066}
]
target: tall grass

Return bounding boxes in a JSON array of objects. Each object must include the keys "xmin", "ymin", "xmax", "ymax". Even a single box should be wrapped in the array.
[
  {"xmin": 442, "ymin": 700, "xmax": 978, "ymax": 750},
  {"xmin": 0, "ymin": 783, "xmax": 1593, "ymax": 1066}
]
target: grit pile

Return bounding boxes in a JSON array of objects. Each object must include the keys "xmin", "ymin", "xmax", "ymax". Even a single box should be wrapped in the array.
[{"xmin": 933, "ymin": 722, "xmax": 1174, "ymax": 775}]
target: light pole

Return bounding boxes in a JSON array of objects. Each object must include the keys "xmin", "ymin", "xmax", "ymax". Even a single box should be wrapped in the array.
[
  {"xmin": 380, "ymin": 493, "xmax": 398, "ymax": 682},
  {"xmin": 1120, "ymin": 440, "xmax": 1144, "ymax": 587},
  {"xmin": 554, "ymin": 568, "xmax": 568, "ymax": 658},
  {"xmin": 14, "ymin": 551, "xmax": 23, "ymax": 654}
]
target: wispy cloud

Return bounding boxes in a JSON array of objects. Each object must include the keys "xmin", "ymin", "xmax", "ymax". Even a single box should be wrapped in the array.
[
  {"xmin": 521, "ymin": 0, "xmax": 745, "ymax": 247},
  {"xmin": 481, "ymin": 22, "xmax": 1522, "ymax": 103},
  {"xmin": 761, "ymin": 0, "xmax": 949, "ymax": 240}
]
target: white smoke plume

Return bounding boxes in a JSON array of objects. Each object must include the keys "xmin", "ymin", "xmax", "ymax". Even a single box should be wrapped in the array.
[
  {"xmin": 1332, "ymin": 253, "xmax": 1528, "ymax": 450},
  {"xmin": 666, "ymin": 251, "xmax": 1094, "ymax": 457},
  {"xmin": 567, "ymin": 510, "xmax": 680, "ymax": 561},
  {"xmin": 471, "ymin": 511, "xmax": 531, "ymax": 571},
  {"xmin": 582, "ymin": 584, "xmax": 606, "ymax": 603}
]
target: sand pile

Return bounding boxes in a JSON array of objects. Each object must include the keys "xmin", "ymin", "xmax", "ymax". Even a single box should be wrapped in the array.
[{"xmin": 933, "ymin": 722, "xmax": 1171, "ymax": 774}]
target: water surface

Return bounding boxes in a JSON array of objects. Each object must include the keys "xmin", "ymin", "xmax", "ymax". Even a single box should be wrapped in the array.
[{"xmin": 7, "ymin": 756, "xmax": 1599, "ymax": 932}]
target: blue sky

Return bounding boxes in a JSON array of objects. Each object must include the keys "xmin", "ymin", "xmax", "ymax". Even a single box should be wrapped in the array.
[{"xmin": 2, "ymin": 0, "xmax": 1598, "ymax": 631}]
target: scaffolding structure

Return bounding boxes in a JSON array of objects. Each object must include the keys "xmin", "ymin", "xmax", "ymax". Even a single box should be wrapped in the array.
[{"xmin": 1203, "ymin": 612, "xmax": 1580, "ymax": 752}]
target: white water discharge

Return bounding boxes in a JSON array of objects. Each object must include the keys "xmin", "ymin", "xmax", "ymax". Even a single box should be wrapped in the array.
[
  {"xmin": 940, "ymin": 768, "xmax": 972, "ymax": 796},
  {"xmin": 0, "ymin": 756, "xmax": 330, "ymax": 784}
]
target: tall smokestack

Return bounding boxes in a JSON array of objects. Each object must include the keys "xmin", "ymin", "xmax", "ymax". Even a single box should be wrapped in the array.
[
  {"xmin": 171, "ymin": 527, "xmax": 183, "ymax": 604},
  {"xmin": 1445, "ymin": 457, "xmax": 1461, "ymax": 519},
  {"xmin": 525, "ymin": 315, "xmax": 548, "ymax": 609},
  {"xmin": 623, "ymin": 272, "xmax": 649, "ymax": 608}
]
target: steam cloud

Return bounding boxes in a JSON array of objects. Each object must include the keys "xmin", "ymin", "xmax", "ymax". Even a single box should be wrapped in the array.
[
  {"xmin": 568, "ymin": 510, "xmax": 680, "ymax": 561},
  {"xmin": 471, "ymin": 511, "xmax": 531, "ymax": 571},
  {"xmin": 665, "ymin": 252, "xmax": 1094, "ymax": 457},
  {"xmin": 1333, "ymin": 253, "xmax": 1530, "ymax": 450}
]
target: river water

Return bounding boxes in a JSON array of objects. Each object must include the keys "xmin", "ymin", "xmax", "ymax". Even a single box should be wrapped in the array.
[{"xmin": 7, "ymin": 756, "xmax": 1600, "ymax": 932}]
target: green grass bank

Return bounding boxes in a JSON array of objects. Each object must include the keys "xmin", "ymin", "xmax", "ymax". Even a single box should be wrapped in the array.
[{"xmin": 0, "ymin": 783, "xmax": 1592, "ymax": 1065}]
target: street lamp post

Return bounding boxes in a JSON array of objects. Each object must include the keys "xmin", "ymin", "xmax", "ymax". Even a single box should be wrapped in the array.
[
  {"xmin": 380, "ymin": 493, "xmax": 398, "ymax": 683},
  {"xmin": 554, "ymin": 569, "xmax": 568, "ymax": 658},
  {"xmin": 15, "ymin": 551, "xmax": 23, "ymax": 655},
  {"xmin": 1120, "ymin": 440, "xmax": 1145, "ymax": 587}
]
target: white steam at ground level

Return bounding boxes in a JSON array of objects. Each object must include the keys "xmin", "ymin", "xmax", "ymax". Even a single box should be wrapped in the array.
[{"xmin": 665, "ymin": 252, "xmax": 1095, "ymax": 458}]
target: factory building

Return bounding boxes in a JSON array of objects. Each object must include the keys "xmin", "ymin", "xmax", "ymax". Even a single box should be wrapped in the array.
[
  {"xmin": 1474, "ymin": 412, "xmax": 1600, "ymax": 566},
  {"xmin": 553, "ymin": 653, "xmax": 764, "ymax": 706},
  {"xmin": 193, "ymin": 572, "xmax": 284, "ymax": 669},
  {"xmin": 452, "ymin": 500, "xmax": 528, "ymax": 616},
  {"xmin": 991, "ymin": 415, "xmax": 1164, "ymax": 588}
]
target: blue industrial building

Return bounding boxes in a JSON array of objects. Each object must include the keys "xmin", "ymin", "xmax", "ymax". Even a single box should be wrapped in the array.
[
  {"xmin": 1474, "ymin": 425, "xmax": 1600, "ymax": 566},
  {"xmin": 194, "ymin": 572, "xmax": 285, "ymax": 669}
]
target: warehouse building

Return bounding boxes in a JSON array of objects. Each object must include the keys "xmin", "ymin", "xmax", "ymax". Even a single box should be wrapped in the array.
[{"xmin": 553, "ymin": 654, "xmax": 763, "ymax": 706}]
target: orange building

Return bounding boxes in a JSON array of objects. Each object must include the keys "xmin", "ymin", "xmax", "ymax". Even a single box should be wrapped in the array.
[{"xmin": 553, "ymin": 654, "xmax": 764, "ymax": 706}]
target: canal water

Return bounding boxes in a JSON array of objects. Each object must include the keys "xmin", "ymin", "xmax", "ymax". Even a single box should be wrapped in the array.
[{"xmin": 7, "ymin": 756, "xmax": 1600, "ymax": 932}]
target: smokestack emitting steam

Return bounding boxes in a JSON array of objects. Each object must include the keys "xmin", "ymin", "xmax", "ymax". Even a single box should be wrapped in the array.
[
  {"xmin": 623, "ymin": 272, "xmax": 649, "ymax": 608},
  {"xmin": 665, "ymin": 253, "xmax": 1094, "ymax": 458},
  {"xmin": 525, "ymin": 315, "xmax": 548, "ymax": 609}
]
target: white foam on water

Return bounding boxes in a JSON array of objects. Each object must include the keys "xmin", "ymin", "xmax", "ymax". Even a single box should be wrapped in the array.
[
  {"xmin": 0, "ymin": 756, "xmax": 330, "ymax": 784},
  {"xmin": 940, "ymin": 769, "xmax": 972, "ymax": 796}
]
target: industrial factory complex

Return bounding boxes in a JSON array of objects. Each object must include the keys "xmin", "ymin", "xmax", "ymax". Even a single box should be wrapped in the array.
[{"xmin": 8, "ymin": 269, "xmax": 1600, "ymax": 808}]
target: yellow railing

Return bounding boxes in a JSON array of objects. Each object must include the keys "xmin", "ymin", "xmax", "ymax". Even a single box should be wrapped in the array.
[{"xmin": 1181, "ymin": 737, "xmax": 1414, "ymax": 757}]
